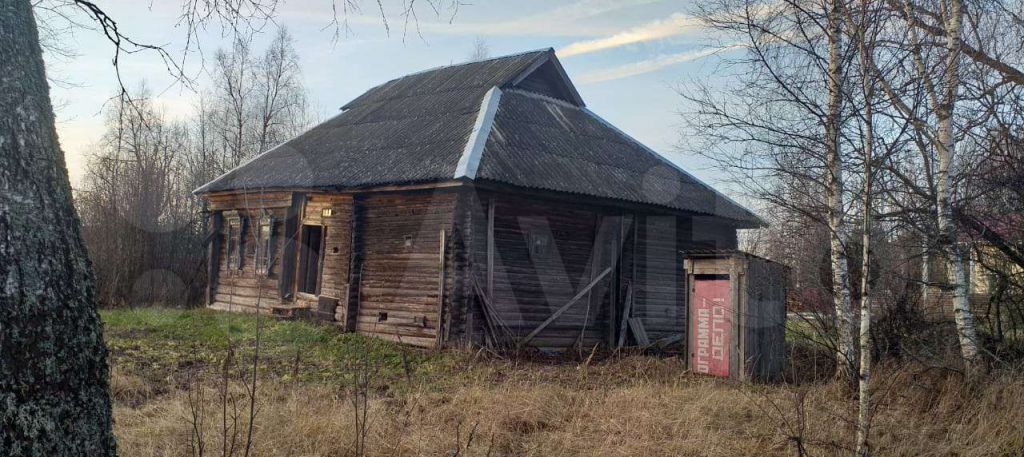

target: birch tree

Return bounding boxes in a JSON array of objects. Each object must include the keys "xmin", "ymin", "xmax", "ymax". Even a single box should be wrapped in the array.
[
  {"xmin": 825, "ymin": 0, "xmax": 857, "ymax": 384},
  {"xmin": 872, "ymin": 0, "xmax": 981, "ymax": 365},
  {"xmin": 846, "ymin": 0, "xmax": 879, "ymax": 453},
  {"xmin": 932, "ymin": 0, "xmax": 980, "ymax": 365}
]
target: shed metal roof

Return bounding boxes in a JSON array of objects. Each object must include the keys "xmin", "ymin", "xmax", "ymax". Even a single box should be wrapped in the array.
[{"xmin": 195, "ymin": 48, "xmax": 763, "ymax": 226}]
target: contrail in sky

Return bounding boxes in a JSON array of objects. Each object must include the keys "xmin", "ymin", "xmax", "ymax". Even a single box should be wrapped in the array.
[
  {"xmin": 577, "ymin": 45, "xmax": 743, "ymax": 84},
  {"xmin": 559, "ymin": 13, "xmax": 701, "ymax": 57}
]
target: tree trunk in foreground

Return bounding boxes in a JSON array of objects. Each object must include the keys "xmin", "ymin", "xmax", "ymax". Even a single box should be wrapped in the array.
[
  {"xmin": 0, "ymin": 0, "xmax": 117, "ymax": 455},
  {"xmin": 826, "ymin": 0, "xmax": 856, "ymax": 386}
]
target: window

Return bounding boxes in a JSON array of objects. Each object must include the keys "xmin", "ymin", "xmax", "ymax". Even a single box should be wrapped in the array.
[
  {"xmin": 226, "ymin": 223, "xmax": 238, "ymax": 270},
  {"xmin": 297, "ymin": 225, "xmax": 325, "ymax": 294},
  {"xmin": 255, "ymin": 217, "xmax": 277, "ymax": 276},
  {"xmin": 526, "ymin": 229, "xmax": 552, "ymax": 258},
  {"xmin": 225, "ymin": 213, "xmax": 246, "ymax": 272}
]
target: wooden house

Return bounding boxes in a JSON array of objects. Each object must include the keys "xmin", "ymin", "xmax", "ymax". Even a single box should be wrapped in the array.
[{"xmin": 195, "ymin": 49, "xmax": 764, "ymax": 350}]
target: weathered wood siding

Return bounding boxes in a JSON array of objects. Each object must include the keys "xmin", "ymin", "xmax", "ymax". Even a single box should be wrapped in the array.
[
  {"xmin": 465, "ymin": 192, "xmax": 611, "ymax": 349},
  {"xmin": 742, "ymin": 256, "xmax": 787, "ymax": 381},
  {"xmin": 355, "ymin": 191, "xmax": 457, "ymax": 347},
  {"xmin": 625, "ymin": 215, "xmax": 738, "ymax": 344},
  {"xmin": 299, "ymin": 194, "xmax": 353, "ymax": 305},
  {"xmin": 207, "ymin": 191, "xmax": 352, "ymax": 313},
  {"xmin": 454, "ymin": 189, "xmax": 740, "ymax": 350},
  {"xmin": 202, "ymin": 187, "xmax": 742, "ymax": 353},
  {"xmin": 208, "ymin": 193, "xmax": 291, "ymax": 314}
]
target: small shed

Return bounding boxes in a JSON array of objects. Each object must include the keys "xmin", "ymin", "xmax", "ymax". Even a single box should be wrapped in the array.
[{"xmin": 683, "ymin": 250, "xmax": 786, "ymax": 381}]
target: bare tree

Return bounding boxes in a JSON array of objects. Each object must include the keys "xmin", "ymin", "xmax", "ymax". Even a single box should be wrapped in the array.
[
  {"xmin": 824, "ymin": 0, "xmax": 857, "ymax": 385},
  {"xmin": 467, "ymin": 36, "xmax": 490, "ymax": 61},
  {"xmin": 845, "ymin": 0, "xmax": 880, "ymax": 453}
]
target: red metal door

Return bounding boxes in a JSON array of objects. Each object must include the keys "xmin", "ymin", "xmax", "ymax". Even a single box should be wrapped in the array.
[{"xmin": 691, "ymin": 279, "xmax": 731, "ymax": 377}]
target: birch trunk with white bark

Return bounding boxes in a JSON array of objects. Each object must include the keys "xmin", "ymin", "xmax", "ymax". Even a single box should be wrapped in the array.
[
  {"xmin": 826, "ymin": 0, "xmax": 856, "ymax": 384},
  {"xmin": 855, "ymin": 7, "xmax": 874, "ymax": 453},
  {"xmin": 0, "ymin": 0, "xmax": 117, "ymax": 454},
  {"xmin": 935, "ymin": 0, "xmax": 980, "ymax": 365}
]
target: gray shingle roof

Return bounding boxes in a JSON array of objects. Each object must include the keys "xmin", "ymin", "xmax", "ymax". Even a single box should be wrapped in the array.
[{"xmin": 195, "ymin": 49, "xmax": 763, "ymax": 226}]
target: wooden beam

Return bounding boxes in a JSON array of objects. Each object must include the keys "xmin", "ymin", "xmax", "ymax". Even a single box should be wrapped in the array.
[
  {"xmin": 628, "ymin": 318, "xmax": 650, "ymax": 346},
  {"xmin": 617, "ymin": 283, "xmax": 633, "ymax": 350},
  {"xmin": 486, "ymin": 197, "xmax": 495, "ymax": 301},
  {"xmin": 435, "ymin": 229, "xmax": 447, "ymax": 348},
  {"xmin": 205, "ymin": 211, "xmax": 223, "ymax": 306},
  {"xmin": 278, "ymin": 192, "xmax": 304, "ymax": 299},
  {"xmin": 518, "ymin": 267, "xmax": 612, "ymax": 348}
]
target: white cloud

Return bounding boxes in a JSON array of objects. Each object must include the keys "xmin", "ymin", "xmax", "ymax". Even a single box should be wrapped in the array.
[
  {"xmin": 576, "ymin": 45, "xmax": 742, "ymax": 84},
  {"xmin": 558, "ymin": 12, "xmax": 701, "ymax": 57}
]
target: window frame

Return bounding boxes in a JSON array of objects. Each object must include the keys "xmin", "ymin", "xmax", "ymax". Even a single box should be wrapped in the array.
[
  {"xmin": 224, "ymin": 212, "xmax": 243, "ymax": 272},
  {"xmin": 255, "ymin": 215, "xmax": 277, "ymax": 276}
]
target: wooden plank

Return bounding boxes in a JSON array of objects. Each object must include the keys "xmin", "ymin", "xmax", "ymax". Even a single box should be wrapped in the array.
[
  {"xmin": 206, "ymin": 211, "xmax": 223, "ymax": 306},
  {"xmin": 628, "ymin": 318, "xmax": 650, "ymax": 346},
  {"xmin": 486, "ymin": 197, "xmax": 495, "ymax": 301},
  {"xmin": 517, "ymin": 267, "xmax": 612, "ymax": 348},
  {"xmin": 617, "ymin": 283, "xmax": 634, "ymax": 349},
  {"xmin": 435, "ymin": 229, "xmax": 447, "ymax": 348},
  {"xmin": 278, "ymin": 192, "xmax": 305, "ymax": 299}
]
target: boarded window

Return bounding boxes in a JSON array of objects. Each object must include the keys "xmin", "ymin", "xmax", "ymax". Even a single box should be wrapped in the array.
[
  {"xmin": 526, "ymin": 229, "xmax": 552, "ymax": 258},
  {"xmin": 255, "ymin": 217, "xmax": 277, "ymax": 276},
  {"xmin": 226, "ymin": 218, "xmax": 240, "ymax": 271}
]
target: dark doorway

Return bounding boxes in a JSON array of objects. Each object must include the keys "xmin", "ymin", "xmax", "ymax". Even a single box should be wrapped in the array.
[{"xmin": 298, "ymin": 225, "xmax": 325, "ymax": 294}]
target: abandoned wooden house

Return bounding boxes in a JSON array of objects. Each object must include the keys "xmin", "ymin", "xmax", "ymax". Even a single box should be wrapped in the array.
[{"xmin": 195, "ymin": 48, "xmax": 780, "ymax": 369}]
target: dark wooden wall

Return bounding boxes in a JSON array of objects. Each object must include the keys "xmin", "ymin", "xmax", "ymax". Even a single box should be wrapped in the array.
[
  {"xmin": 456, "ymin": 191, "xmax": 615, "ymax": 349},
  {"xmin": 742, "ymin": 256, "xmax": 787, "ymax": 380},
  {"xmin": 453, "ymin": 189, "xmax": 740, "ymax": 351}
]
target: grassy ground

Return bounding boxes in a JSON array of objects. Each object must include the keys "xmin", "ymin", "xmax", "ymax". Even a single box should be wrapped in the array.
[{"xmin": 103, "ymin": 308, "xmax": 1024, "ymax": 456}]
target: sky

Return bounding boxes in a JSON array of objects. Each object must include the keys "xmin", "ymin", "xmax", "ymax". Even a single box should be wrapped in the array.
[{"xmin": 42, "ymin": 0, "xmax": 746, "ymax": 200}]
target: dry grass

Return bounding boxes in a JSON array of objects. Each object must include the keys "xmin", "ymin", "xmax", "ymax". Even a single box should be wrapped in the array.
[{"xmin": 104, "ymin": 309, "xmax": 1024, "ymax": 456}]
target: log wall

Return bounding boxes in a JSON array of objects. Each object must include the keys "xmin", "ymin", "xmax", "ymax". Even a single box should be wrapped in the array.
[
  {"xmin": 354, "ymin": 191, "xmax": 457, "ymax": 347},
  {"xmin": 299, "ymin": 194, "xmax": 353, "ymax": 305},
  {"xmin": 456, "ymin": 189, "xmax": 740, "ymax": 350},
  {"xmin": 461, "ymin": 192, "xmax": 612, "ymax": 349},
  {"xmin": 208, "ymin": 192, "xmax": 291, "ymax": 314},
  {"xmin": 202, "ymin": 187, "xmax": 741, "ymax": 352}
]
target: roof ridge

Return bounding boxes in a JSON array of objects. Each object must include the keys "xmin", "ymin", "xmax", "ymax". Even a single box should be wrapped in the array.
[
  {"xmin": 392, "ymin": 48, "xmax": 553, "ymax": 81},
  {"xmin": 454, "ymin": 86, "xmax": 503, "ymax": 180}
]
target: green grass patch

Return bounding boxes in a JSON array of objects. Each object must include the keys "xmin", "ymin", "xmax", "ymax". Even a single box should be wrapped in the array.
[{"xmin": 101, "ymin": 307, "xmax": 451, "ymax": 387}]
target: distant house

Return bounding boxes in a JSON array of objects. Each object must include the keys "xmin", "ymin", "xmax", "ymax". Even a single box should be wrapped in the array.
[{"xmin": 195, "ymin": 49, "xmax": 763, "ymax": 350}]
